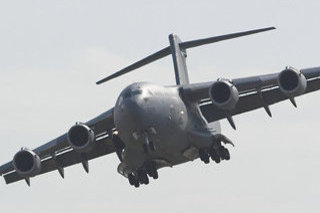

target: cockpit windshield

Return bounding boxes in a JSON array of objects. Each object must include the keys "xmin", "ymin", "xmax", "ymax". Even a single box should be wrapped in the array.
[{"xmin": 123, "ymin": 89, "xmax": 143, "ymax": 98}]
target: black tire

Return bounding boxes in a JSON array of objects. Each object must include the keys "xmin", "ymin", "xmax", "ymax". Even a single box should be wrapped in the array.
[
  {"xmin": 199, "ymin": 149, "xmax": 210, "ymax": 163},
  {"xmin": 210, "ymin": 149, "xmax": 221, "ymax": 164},
  {"xmin": 219, "ymin": 147, "xmax": 230, "ymax": 161},
  {"xmin": 138, "ymin": 171, "xmax": 149, "ymax": 185},
  {"xmin": 144, "ymin": 175, "xmax": 149, "ymax": 185},
  {"xmin": 147, "ymin": 164, "xmax": 158, "ymax": 179},
  {"xmin": 214, "ymin": 156, "xmax": 221, "ymax": 163},
  {"xmin": 152, "ymin": 170, "xmax": 159, "ymax": 179},
  {"xmin": 199, "ymin": 149, "xmax": 206, "ymax": 161},
  {"xmin": 146, "ymin": 163, "xmax": 155, "ymax": 177},
  {"xmin": 203, "ymin": 154, "xmax": 210, "ymax": 164},
  {"xmin": 128, "ymin": 174, "xmax": 135, "ymax": 186},
  {"xmin": 223, "ymin": 148, "xmax": 230, "ymax": 160},
  {"xmin": 134, "ymin": 180, "xmax": 140, "ymax": 188}
]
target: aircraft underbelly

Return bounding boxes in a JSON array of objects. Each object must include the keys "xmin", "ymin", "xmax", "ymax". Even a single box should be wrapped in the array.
[{"xmin": 122, "ymin": 127, "xmax": 191, "ymax": 169}]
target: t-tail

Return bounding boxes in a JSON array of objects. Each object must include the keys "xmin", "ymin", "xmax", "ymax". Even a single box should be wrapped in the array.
[{"xmin": 96, "ymin": 27, "xmax": 276, "ymax": 86}]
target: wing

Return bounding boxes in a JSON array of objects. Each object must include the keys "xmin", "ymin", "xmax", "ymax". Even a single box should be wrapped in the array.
[
  {"xmin": 182, "ymin": 67, "xmax": 320, "ymax": 126},
  {"xmin": 0, "ymin": 108, "xmax": 116, "ymax": 185}
]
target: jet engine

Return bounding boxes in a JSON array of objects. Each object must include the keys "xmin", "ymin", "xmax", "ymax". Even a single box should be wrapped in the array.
[
  {"xmin": 67, "ymin": 123, "xmax": 95, "ymax": 152},
  {"xmin": 209, "ymin": 80, "xmax": 239, "ymax": 110},
  {"xmin": 278, "ymin": 67, "xmax": 307, "ymax": 97},
  {"xmin": 13, "ymin": 148, "xmax": 41, "ymax": 177}
]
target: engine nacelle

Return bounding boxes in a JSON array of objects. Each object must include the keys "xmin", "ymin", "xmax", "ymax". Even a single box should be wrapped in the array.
[
  {"xmin": 209, "ymin": 80, "xmax": 239, "ymax": 110},
  {"xmin": 278, "ymin": 67, "xmax": 307, "ymax": 97},
  {"xmin": 67, "ymin": 123, "xmax": 95, "ymax": 153},
  {"xmin": 13, "ymin": 148, "xmax": 41, "ymax": 177}
]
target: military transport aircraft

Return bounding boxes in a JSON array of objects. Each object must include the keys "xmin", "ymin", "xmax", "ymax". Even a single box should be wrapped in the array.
[{"xmin": 1, "ymin": 27, "xmax": 320, "ymax": 188}]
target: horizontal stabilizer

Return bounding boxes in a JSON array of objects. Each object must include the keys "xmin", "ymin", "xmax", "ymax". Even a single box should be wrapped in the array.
[
  {"xmin": 96, "ymin": 27, "xmax": 276, "ymax": 85},
  {"xmin": 96, "ymin": 46, "xmax": 171, "ymax": 84},
  {"xmin": 180, "ymin": 27, "xmax": 276, "ymax": 49}
]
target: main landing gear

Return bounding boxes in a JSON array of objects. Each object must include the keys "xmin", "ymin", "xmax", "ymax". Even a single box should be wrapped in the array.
[
  {"xmin": 199, "ymin": 145, "xmax": 230, "ymax": 164},
  {"xmin": 128, "ymin": 162, "xmax": 158, "ymax": 188}
]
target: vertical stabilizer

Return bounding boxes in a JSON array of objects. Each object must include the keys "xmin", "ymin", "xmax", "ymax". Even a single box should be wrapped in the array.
[{"xmin": 169, "ymin": 34, "xmax": 190, "ymax": 85}]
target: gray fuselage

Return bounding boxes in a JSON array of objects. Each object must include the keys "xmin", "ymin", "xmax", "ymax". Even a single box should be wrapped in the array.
[{"xmin": 114, "ymin": 82, "xmax": 221, "ymax": 174}]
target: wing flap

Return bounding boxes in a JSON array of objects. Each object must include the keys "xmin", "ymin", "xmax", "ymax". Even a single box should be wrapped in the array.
[{"xmin": 0, "ymin": 162, "xmax": 14, "ymax": 176}]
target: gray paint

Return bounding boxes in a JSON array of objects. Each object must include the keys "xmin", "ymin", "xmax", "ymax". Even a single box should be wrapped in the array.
[{"xmin": 1, "ymin": 27, "xmax": 320, "ymax": 189}]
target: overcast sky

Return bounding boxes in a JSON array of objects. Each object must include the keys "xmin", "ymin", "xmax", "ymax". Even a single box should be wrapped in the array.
[{"xmin": 1, "ymin": 1, "xmax": 320, "ymax": 212}]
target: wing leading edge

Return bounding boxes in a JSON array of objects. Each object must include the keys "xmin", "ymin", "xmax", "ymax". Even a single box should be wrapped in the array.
[
  {"xmin": 181, "ymin": 67, "xmax": 320, "ymax": 126},
  {"xmin": 4, "ymin": 136, "xmax": 115, "ymax": 184},
  {"xmin": 0, "ymin": 108, "xmax": 115, "ymax": 185}
]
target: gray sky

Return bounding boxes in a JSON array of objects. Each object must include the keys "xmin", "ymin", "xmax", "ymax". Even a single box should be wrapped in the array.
[{"xmin": 1, "ymin": 0, "xmax": 320, "ymax": 212}]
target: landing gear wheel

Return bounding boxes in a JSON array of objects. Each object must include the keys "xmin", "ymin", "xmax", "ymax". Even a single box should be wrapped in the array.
[
  {"xmin": 199, "ymin": 149, "xmax": 210, "ymax": 164},
  {"xmin": 204, "ymin": 155, "xmax": 210, "ymax": 164},
  {"xmin": 224, "ymin": 148, "xmax": 230, "ymax": 160},
  {"xmin": 128, "ymin": 174, "xmax": 136, "ymax": 186},
  {"xmin": 134, "ymin": 180, "xmax": 140, "ymax": 188},
  {"xmin": 152, "ymin": 170, "xmax": 159, "ymax": 179},
  {"xmin": 219, "ymin": 147, "xmax": 230, "ymax": 161},
  {"xmin": 146, "ymin": 163, "xmax": 159, "ymax": 179},
  {"xmin": 138, "ymin": 171, "xmax": 149, "ymax": 185},
  {"xmin": 142, "ymin": 174, "xmax": 149, "ymax": 185},
  {"xmin": 210, "ymin": 149, "xmax": 221, "ymax": 164}
]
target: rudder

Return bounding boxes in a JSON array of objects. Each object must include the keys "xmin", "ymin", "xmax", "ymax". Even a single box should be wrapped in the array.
[{"xmin": 169, "ymin": 34, "xmax": 190, "ymax": 85}]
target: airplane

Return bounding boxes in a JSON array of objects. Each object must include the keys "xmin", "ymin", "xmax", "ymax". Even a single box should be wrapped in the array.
[{"xmin": 1, "ymin": 27, "xmax": 320, "ymax": 188}]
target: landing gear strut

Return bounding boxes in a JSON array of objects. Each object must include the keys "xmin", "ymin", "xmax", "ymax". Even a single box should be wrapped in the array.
[{"xmin": 143, "ymin": 134, "xmax": 156, "ymax": 153}]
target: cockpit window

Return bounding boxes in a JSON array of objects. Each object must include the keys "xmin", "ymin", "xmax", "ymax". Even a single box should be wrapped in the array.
[
  {"xmin": 131, "ymin": 89, "xmax": 143, "ymax": 96},
  {"xmin": 123, "ymin": 89, "xmax": 142, "ymax": 98},
  {"xmin": 124, "ymin": 90, "xmax": 132, "ymax": 98}
]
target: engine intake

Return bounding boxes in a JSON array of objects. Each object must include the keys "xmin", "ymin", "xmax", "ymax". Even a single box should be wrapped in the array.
[
  {"xmin": 13, "ymin": 148, "xmax": 41, "ymax": 177},
  {"xmin": 278, "ymin": 67, "xmax": 307, "ymax": 97},
  {"xmin": 67, "ymin": 123, "xmax": 95, "ymax": 152},
  {"xmin": 209, "ymin": 80, "xmax": 239, "ymax": 110}
]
